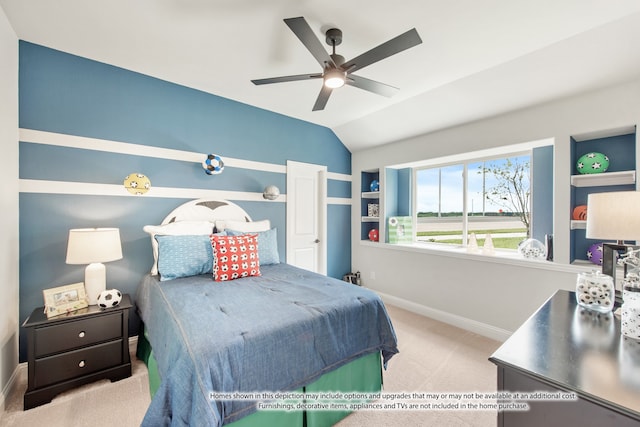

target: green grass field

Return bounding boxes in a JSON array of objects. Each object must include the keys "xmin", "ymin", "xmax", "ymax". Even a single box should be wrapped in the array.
[
  {"xmin": 418, "ymin": 228, "xmax": 527, "ymax": 249},
  {"xmin": 435, "ymin": 237, "xmax": 524, "ymax": 248},
  {"xmin": 416, "ymin": 228, "xmax": 525, "ymax": 237}
]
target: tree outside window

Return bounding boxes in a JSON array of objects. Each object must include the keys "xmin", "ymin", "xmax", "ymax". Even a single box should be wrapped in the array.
[{"xmin": 416, "ymin": 153, "xmax": 530, "ymax": 249}]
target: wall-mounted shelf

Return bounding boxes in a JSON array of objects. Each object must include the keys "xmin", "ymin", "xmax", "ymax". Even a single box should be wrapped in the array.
[
  {"xmin": 570, "ymin": 220, "xmax": 586, "ymax": 230},
  {"xmin": 361, "ymin": 191, "xmax": 380, "ymax": 199},
  {"xmin": 570, "ymin": 170, "xmax": 635, "ymax": 187},
  {"xmin": 361, "ymin": 216, "xmax": 380, "ymax": 222}
]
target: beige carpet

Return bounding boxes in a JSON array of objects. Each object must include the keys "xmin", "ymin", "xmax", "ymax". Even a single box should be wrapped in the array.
[{"xmin": 1, "ymin": 305, "xmax": 501, "ymax": 426}]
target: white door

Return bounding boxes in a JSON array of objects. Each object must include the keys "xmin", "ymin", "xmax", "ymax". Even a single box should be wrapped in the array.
[{"xmin": 286, "ymin": 160, "xmax": 327, "ymax": 274}]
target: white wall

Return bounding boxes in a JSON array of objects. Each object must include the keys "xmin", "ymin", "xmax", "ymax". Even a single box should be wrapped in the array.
[
  {"xmin": 353, "ymin": 79, "xmax": 640, "ymax": 340},
  {"xmin": 0, "ymin": 7, "xmax": 18, "ymax": 411}
]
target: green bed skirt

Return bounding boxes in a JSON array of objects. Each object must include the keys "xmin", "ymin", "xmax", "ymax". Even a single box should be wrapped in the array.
[{"xmin": 136, "ymin": 328, "xmax": 382, "ymax": 427}]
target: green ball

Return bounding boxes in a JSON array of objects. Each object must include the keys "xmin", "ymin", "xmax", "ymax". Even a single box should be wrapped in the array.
[{"xmin": 576, "ymin": 152, "xmax": 609, "ymax": 174}]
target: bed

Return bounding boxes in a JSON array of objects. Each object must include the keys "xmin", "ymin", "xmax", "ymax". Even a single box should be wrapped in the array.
[{"xmin": 135, "ymin": 199, "xmax": 398, "ymax": 427}]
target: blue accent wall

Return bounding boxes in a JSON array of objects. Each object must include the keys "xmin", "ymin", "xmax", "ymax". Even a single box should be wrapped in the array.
[
  {"xmin": 397, "ymin": 168, "xmax": 412, "ymax": 216},
  {"xmin": 18, "ymin": 42, "xmax": 352, "ymax": 361},
  {"xmin": 531, "ymin": 145, "xmax": 553, "ymax": 243}
]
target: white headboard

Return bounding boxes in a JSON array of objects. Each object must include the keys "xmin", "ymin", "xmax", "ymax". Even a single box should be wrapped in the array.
[{"xmin": 161, "ymin": 199, "xmax": 252, "ymax": 225}]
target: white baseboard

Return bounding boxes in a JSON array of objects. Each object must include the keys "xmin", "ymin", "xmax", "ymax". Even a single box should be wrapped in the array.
[
  {"xmin": 376, "ymin": 291, "xmax": 512, "ymax": 343},
  {"xmin": 1, "ymin": 335, "xmax": 140, "ymax": 418},
  {"xmin": 0, "ymin": 359, "xmax": 24, "ymax": 415}
]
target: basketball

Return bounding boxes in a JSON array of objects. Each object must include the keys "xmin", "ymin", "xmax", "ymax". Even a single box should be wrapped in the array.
[{"xmin": 572, "ymin": 205, "xmax": 587, "ymax": 221}]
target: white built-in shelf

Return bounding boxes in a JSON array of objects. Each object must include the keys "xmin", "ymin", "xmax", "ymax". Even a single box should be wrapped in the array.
[
  {"xmin": 361, "ymin": 216, "xmax": 380, "ymax": 222},
  {"xmin": 361, "ymin": 191, "xmax": 380, "ymax": 199},
  {"xmin": 571, "ymin": 220, "xmax": 586, "ymax": 230},
  {"xmin": 570, "ymin": 170, "xmax": 636, "ymax": 187}
]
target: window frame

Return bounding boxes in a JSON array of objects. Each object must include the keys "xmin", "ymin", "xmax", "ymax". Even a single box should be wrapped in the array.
[{"xmin": 412, "ymin": 149, "xmax": 532, "ymax": 250}]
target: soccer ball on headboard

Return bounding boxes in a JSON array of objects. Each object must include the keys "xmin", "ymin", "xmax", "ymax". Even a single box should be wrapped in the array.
[{"xmin": 97, "ymin": 289, "xmax": 122, "ymax": 308}]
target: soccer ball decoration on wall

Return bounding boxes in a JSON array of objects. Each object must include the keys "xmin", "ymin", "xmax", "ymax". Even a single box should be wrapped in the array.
[
  {"xmin": 123, "ymin": 173, "xmax": 151, "ymax": 195},
  {"xmin": 96, "ymin": 289, "xmax": 122, "ymax": 308},
  {"xmin": 576, "ymin": 152, "xmax": 609, "ymax": 174},
  {"xmin": 202, "ymin": 154, "xmax": 225, "ymax": 175}
]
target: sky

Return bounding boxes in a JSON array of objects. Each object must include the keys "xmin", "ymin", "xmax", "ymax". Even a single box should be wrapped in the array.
[{"xmin": 416, "ymin": 155, "xmax": 530, "ymax": 214}]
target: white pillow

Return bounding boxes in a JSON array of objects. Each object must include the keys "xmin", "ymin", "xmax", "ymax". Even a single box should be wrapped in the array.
[
  {"xmin": 215, "ymin": 219, "xmax": 270, "ymax": 233},
  {"xmin": 143, "ymin": 221, "xmax": 215, "ymax": 274}
]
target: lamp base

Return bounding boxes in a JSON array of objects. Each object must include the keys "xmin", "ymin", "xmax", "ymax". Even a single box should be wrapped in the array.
[
  {"xmin": 602, "ymin": 243, "xmax": 639, "ymax": 309},
  {"xmin": 85, "ymin": 262, "xmax": 106, "ymax": 305}
]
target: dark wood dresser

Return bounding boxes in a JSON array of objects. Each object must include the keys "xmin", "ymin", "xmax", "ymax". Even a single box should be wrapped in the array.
[
  {"xmin": 490, "ymin": 290, "xmax": 640, "ymax": 426},
  {"xmin": 22, "ymin": 294, "xmax": 132, "ymax": 409}
]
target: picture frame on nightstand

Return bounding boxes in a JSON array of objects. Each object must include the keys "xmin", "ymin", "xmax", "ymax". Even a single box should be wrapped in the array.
[{"xmin": 42, "ymin": 282, "xmax": 88, "ymax": 318}]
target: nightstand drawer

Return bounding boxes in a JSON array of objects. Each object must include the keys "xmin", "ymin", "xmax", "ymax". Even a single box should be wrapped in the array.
[
  {"xmin": 34, "ymin": 312, "xmax": 122, "ymax": 357},
  {"xmin": 33, "ymin": 339, "xmax": 123, "ymax": 388}
]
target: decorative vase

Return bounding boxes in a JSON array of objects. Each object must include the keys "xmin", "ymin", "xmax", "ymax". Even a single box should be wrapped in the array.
[
  {"xmin": 622, "ymin": 284, "xmax": 640, "ymax": 339},
  {"xmin": 576, "ymin": 270, "xmax": 614, "ymax": 313}
]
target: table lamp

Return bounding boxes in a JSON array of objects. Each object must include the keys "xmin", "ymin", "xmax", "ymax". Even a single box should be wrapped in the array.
[
  {"xmin": 66, "ymin": 228, "xmax": 123, "ymax": 305},
  {"xmin": 586, "ymin": 191, "xmax": 640, "ymax": 303}
]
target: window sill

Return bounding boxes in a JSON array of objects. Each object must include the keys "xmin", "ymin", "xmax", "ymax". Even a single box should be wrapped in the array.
[{"xmin": 359, "ymin": 240, "xmax": 596, "ymax": 274}]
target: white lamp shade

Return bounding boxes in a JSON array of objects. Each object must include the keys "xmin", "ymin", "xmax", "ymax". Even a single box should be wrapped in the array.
[
  {"xmin": 66, "ymin": 228, "xmax": 122, "ymax": 305},
  {"xmin": 66, "ymin": 228, "xmax": 123, "ymax": 264},
  {"xmin": 586, "ymin": 191, "xmax": 640, "ymax": 241}
]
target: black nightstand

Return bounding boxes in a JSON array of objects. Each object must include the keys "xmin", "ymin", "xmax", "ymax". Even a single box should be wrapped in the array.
[{"xmin": 22, "ymin": 294, "xmax": 132, "ymax": 409}]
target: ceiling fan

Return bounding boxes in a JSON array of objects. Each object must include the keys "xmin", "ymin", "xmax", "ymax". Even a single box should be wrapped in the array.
[{"xmin": 251, "ymin": 17, "xmax": 422, "ymax": 111}]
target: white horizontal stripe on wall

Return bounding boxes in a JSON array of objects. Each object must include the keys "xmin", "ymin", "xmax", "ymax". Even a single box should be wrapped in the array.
[
  {"xmin": 20, "ymin": 180, "xmax": 354, "ymax": 205},
  {"xmin": 327, "ymin": 172, "xmax": 351, "ymax": 182},
  {"xmin": 19, "ymin": 179, "xmax": 286, "ymax": 202},
  {"xmin": 19, "ymin": 129, "xmax": 353, "ymax": 181}
]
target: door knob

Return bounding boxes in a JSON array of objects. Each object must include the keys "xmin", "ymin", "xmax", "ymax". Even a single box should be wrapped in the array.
[{"xmin": 314, "ymin": 239, "xmax": 320, "ymax": 243}]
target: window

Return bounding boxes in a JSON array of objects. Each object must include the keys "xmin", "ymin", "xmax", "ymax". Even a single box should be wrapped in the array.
[{"xmin": 415, "ymin": 153, "xmax": 531, "ymax": 250}]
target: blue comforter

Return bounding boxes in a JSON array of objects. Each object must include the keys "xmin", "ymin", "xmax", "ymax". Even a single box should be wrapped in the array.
[{"xmin": 136, "ymin": 263, "xmax": 398, "ymax": 426}]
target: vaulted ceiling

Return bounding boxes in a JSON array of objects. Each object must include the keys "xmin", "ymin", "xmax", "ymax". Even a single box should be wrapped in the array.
[{"xmin": 3, "ymin": 0, "xmax": 640, "ymax": 152}]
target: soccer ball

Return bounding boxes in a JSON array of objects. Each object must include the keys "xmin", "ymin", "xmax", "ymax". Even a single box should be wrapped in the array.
[
  {"xmin": 368, "ymin": 228, "xmax": 379, "ymax": 242},
  {"xmin": 370, "ymin": 179, "xmax": 380, "ymax": 192},
  {"xmin": 576, "ymin": 152, "xmax": 609, "ymax": 174},
  {"xmin": 587, "ymin": 243, "xmax": 604, "ymax": 265},
  {"xmin": 123, "ymin": 173, "xmax": 151, "ymax": 195},
  {"xmin": 97, "ymin": 289, "xmax": 122, "ymax": 308},
  {"xmin": 202, "ymin": 154, "xmax": 225, "ymax": 175}
]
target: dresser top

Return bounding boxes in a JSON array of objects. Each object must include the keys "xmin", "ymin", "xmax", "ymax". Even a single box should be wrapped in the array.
[{"xmin": 490, "ymin": 290, "xmax": 640, "ymax": 417}]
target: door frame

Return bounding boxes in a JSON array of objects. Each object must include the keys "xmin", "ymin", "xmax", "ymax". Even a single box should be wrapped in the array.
[{"xmin": 286, "ymin": 160, "xmax": 328, "ymax": 275}]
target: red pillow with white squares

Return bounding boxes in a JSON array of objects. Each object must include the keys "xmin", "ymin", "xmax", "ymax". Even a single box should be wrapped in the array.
[{"xmin": 210, "ymin": 234, "xmax": 260, "ymax": 282}]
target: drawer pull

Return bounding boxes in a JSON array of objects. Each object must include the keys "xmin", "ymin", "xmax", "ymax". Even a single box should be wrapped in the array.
[
  {"xmin": 78, "ymin": 360, "xmax": 86, "ymax": 368},
  {"xmin": 78, "ymin": 331, "xmax": 86, "ymax": 338}
]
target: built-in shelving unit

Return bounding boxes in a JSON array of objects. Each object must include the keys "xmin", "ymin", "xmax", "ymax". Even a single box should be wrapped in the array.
[
  {"xmin": 570, "ymin": 126, "xmax": 637, "ymax": 263},
  {"xmin": 361, "ymin": 170, "xmax": 380, "ymax": 241}
]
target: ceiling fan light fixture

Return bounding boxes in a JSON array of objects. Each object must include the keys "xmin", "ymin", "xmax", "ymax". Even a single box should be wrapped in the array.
[{"xmin": 323, "ymin": 68, "xmax": 346, "ymax": 89}]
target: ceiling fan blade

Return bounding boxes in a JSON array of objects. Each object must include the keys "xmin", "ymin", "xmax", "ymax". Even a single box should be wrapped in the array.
[
  {"xmin": 346, "ymin": 75, "xmax": 399, "ymax": 97},
  {"xmin": 341, "ymin": 28, "xmax": 422, "ymax": 74},
  {"xmin": 312, "ymin": 85, "xmax": 333, "ymax": 111},
  {"xmin": 251, "ymin": 73, "xmax": 322, "ymax": 85},
  {"xmin": 284, "ymin": 17, "xmax": 336, "ymax": 69}
]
